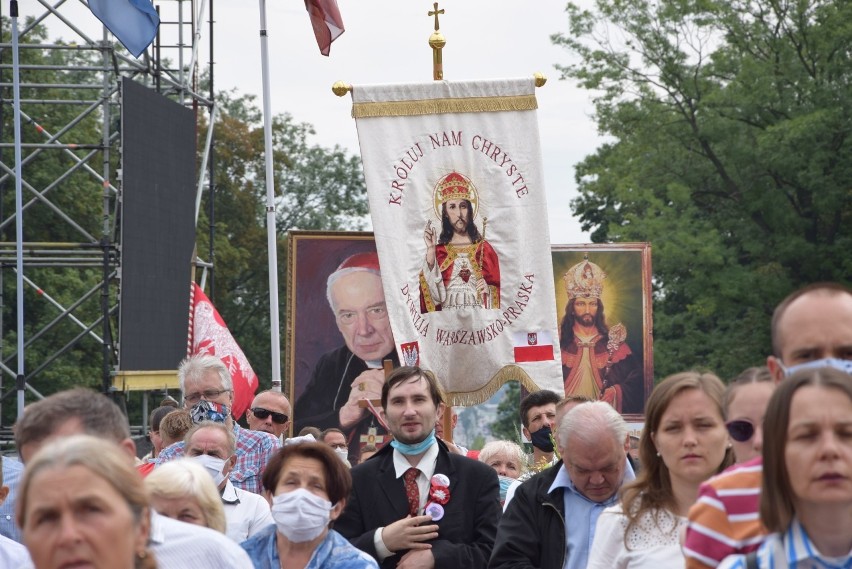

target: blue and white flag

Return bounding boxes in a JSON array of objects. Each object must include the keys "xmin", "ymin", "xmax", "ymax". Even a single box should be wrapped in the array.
[{"xmin": 88, "ymin": 0, "xmax": 160, "ymax": 58}]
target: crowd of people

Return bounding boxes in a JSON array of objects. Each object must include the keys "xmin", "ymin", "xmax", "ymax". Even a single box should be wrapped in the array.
[{"xmin": 0, "ymin": 281, "xmax": 851, "ymax": 569}]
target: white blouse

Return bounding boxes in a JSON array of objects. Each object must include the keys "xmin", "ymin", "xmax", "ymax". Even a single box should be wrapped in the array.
[{"xmin": 587, "ymin": 503, "xmax": 687, "ymax": 569}]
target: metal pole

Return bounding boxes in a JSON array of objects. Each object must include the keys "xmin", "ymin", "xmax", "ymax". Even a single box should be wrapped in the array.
[
  {"xmin": 10, "ymin": 0, "xmax": 25, "ymax": 416},
  {"xmin": 258, "ymin": 0, "xmax": 281, "ymax": 391}
]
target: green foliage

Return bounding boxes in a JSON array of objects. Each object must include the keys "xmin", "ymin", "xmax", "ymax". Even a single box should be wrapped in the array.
[
  {"xmin": 552, "ymin": 0, "xmax": 852, "ymax": 379},
  {"xmin": 489, "ymin": 381, "xmax": 523, "ymax": 445},
  {"xmin": 196, "ymin": 89, "xmax": 368, "ymax": 386},
  {"xmin": 1, "ymin": 19, "xmax": 113, "ymax": 423}
]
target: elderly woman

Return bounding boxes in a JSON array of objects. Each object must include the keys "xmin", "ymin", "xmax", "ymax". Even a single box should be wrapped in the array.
[
  {"xmin": 17, "ymin": 435, "xmax": 156, "ymax": 569},
  {"xmin": 588, "ymin": 372, "xmax": 733, "ymax": 568},
  {"xmin": 718, "ymin": 367, "xmax": 852, "ymax": 568},
  {"xmin": 241, "ymin": 442, "xmax": 377, "ymax": 569},
  {"xmin": 479, "ymin": 440, "xmax": 525, "ymax": 506},
  {"xmin": 145, "ymin": 459, "xmax": 226, "ymax": 533}
]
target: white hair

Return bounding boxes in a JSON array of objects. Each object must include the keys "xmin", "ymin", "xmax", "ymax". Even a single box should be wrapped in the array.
[
  {"xmin": 478, "ymin": 440, "xmax": 525, "ymax": 470},
  {"xmin": 326, "ymin": 266, "xmax": 382, "ymax": 312},
  {"xmin": 557, "ymin": 401, "xmax": 627, "ymax": 450},
  {"xmin": 178, "ymin": 354, "xmax": 232, "ymax": 393}
]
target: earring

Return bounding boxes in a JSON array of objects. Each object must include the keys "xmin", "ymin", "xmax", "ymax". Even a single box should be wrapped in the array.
[
  {"xmin": 137, "ymin": 549, "xmax": 147, "ymax": 560},
  {"xmin": 655, "ymin": 451, "xmax": 661, "ymax": 457}
]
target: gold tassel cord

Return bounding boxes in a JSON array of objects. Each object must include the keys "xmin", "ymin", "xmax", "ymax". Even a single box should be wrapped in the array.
[
  {"xmin": 352, "ymin": 94, "xmax": 538, "ymax": 119},
  {"xmin": 445, "ymin": 364, "xmax": 542, "ymax": 407}
]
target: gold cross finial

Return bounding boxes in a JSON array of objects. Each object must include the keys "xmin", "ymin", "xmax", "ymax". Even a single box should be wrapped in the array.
[{"xmin": 428, "ymin": 2, "xmax": 444, "ymax": 32}]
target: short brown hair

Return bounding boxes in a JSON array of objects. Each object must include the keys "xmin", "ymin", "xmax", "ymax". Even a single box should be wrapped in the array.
[
  {"xmin": 159, "ymin": 409, "xmax": 193, "ymax": 447},
  {"xmin": 760, "ymin": 366, "xmax": 852, "ymax": 531},
  {"xmin": 14, "ymin": 388, "xmax": 130, "ymax": 453},
  {"xmin": 261, "ymin": 442, "xmax": 351, "ymax": 505},
  {"xmin": 770, "ymin": 283, "xmax": 852, "ymax": 357},
  {"xmin": 380, "ymin": 366, "xmax": 444, "ymax": 409}
]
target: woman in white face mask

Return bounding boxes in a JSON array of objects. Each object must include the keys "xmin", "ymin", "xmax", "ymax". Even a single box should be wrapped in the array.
[{"xmin": 241, "ymin": 442, "xmax": 378, "ymax": 569}]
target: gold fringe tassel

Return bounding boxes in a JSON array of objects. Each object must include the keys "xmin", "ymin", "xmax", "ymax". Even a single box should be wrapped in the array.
[
  {"xmin": 352, "ymin": 94, "xmax": 538, "ymax": 119},
  {"xmin": 445, "ymin": 364, "xmax": 543, "ymax": 407}
]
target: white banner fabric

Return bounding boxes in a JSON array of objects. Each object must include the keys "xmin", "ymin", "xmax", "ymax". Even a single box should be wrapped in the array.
[{"xmin": 353, "ymin": 78, "xmax": 562, "ymax": 405}]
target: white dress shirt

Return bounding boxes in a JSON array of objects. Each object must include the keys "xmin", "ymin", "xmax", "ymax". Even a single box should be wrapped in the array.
[{"xmin": 221, "ymin": 479, "xmax": 274, "ymax": 543}]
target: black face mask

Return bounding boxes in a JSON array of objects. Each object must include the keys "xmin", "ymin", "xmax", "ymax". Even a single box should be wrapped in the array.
[{"xmin": 530, "ymin": 425, "xmax": 554, "ymax": 452}]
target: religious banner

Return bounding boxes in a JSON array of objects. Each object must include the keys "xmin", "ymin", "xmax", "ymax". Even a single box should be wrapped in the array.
[
  {"xmin": 352, "ymin": 78, "xmax": 562, "ymax": 405},
  {"xmin": 552, "ymin": 243, "xmax": 653, "ymax": 421}
]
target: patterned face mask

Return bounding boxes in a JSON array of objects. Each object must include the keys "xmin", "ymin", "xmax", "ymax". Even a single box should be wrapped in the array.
[{"xmin": 190, "ymin": 400, "xmax": 230, "ymax": 424}]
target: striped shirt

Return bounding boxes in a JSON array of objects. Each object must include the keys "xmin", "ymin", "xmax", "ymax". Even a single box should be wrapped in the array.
[
  {"xmin": 718, "ymin": 518, "xmax": 852, "ymax": 569},
  {"xmin": 684, "ymin": 457, "xmax": 768, "ymax": 569}
]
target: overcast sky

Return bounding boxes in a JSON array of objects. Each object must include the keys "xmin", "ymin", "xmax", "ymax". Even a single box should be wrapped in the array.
[{"xmin": 24, "ymin": 0, "xmax": 601, "ymax": 243}]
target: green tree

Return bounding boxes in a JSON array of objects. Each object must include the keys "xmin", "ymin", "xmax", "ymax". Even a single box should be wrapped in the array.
[
  {"xmin": 196, "ymin": 89, "xmax": 368, "ymax": 385},
  {"xmin": 552, "ymin": 0, "xmax": 852, "ymax": 379},
  {"xmin": 1, "ymin": 19, "xmax": 110, "ymax": 420},
  {"xmin": 489, "ymin": 381, "xmax": 523, "ymax": 445}
]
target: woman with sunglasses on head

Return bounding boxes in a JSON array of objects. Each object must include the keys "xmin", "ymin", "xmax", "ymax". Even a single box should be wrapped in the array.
[
  {"xmin": 587, "ymin": 371, "xmax": 733, "ymax": 568},
  {"xmin": 683, "ymin": 367, "xmax": 776, "ymax": 569},
  {"xmin": 723, "ymin": 367, "xmax": 775, "ymax": 464},
  {"xmin": 718, "ymin": 366, "xmax": 852, "ymax": 569}
]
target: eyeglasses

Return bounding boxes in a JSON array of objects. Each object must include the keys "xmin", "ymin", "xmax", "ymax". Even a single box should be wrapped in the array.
[
  {"xmin": 184, "ymin": 389, "xmax": 230, "ymax": 404},
  {"xmin": 726, "ymin": 419, "xmax": 756, "ymax": 442},
  {"xmin": 250, "ymin": 407, "xmax": 289, "ymax": 424}
]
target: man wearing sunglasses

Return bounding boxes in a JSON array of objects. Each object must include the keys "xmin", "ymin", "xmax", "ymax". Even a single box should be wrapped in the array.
[
  {"xmin": 684, "ymin": 282, "xmax": 852, "ymax": 569},
  {"xmin": 246, "ymin": 390, "xmax": 291, "ymax": 441}
]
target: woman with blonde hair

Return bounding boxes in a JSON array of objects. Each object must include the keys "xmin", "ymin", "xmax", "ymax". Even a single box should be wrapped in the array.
[
  {"xmin": 145, "ymin": 459, "xmax": 226, "ymax": 533},
  {"xmin": 479, "ymin": 440, "xmax": 526, "ymax": 506},
  {"xmin": 588, "ymin": 371, "xmax": 733, "ymax": 568},
  {"xmin": 17, "ymin": 434, "xmax": 156, "ymax": 569}
]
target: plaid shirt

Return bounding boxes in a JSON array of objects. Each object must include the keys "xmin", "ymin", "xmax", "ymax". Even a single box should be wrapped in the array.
[{"xmin": 157, "ymin": 423, "xmax": 281, "ymax": 494}]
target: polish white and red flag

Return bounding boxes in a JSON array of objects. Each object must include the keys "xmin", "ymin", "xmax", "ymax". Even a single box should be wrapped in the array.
[
  {"xmin": 189, "ymin": 283, "xmax": 258, "ymax": 419},
  {"xmin": 512, "ymin": 331, "xmax": 555, "ymax": 363}
]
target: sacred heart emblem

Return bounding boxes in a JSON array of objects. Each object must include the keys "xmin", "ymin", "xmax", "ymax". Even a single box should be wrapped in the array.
[{"xmin": 459, "ymin": 267, "xmax": 471, "ymax": 282}]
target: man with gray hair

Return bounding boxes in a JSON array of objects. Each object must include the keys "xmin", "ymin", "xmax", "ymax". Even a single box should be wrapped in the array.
[
  {"xmin": 156, "ymin": 354, "xmax": 280, "ymax": 494},
  {"xmin": 490, "ymin": 401, "xmax": 635, "ymax": 569},
  {"xmin": 184, "ymin": 421, "xmax": 273, "ymax": 543}
]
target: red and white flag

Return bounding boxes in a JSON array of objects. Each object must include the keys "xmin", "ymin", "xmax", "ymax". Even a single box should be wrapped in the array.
[
  {"xmin": 189, "ymin": 283, "xmax": 258, "ymax": 419},
  {"xmin": 512, "ymin": 331, "xmax": 555, "ymax": 363},
  {"xmin": 304, "ymin": 0, "xmax": 345, "ymax": 56}
]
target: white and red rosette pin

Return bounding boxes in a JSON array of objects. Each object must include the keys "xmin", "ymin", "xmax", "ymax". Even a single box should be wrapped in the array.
[{"xmin": 425, "ymin": 474, "xmax": 451, "ymax": 521}]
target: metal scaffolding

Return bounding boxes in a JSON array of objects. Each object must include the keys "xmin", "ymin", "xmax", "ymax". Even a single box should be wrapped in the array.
[{"xmin": 0, "ymin": 0, "xmax": 215, "ymax": 429}]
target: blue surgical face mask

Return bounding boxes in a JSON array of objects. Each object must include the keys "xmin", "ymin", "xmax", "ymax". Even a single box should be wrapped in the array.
[
  {"xmin": 391, "ymin": 429, "xmax": 437, "ymax": 455},
  {"xmin": 497, "ymin": 475, "xmax": 515, "ymax": 503},
  {"xmin": 781, "ymin": 357, "xmax": 852, "ymax": 378}
]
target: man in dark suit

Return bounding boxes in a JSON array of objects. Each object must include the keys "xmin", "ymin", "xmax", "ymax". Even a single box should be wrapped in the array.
[{"xmin": 335, "ymin": 366, "xmax": 501, "ymax": 568}]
